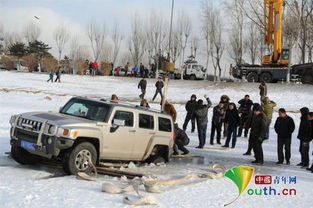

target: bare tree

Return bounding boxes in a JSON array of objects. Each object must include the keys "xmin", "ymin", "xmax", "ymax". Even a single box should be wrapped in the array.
[
  {"xmin": 146, "ymin": 11, "xmax": 168, "ymax": 65},
  {"xmin": 286, "ymin": 0, "xmax": 313, "ymax": 64},
  {"xmin": 176, "ymin": 10, "xmax": 191, "ymax": 67},
  {"xmin": 3, "ymin": 31, "xmax": 22, "ymax": 52},
  {"xmin": 23, "ymin": 22, "xmax": 41, "ymax": 44},
  {"xmin": 169, "ymin": 31, "xmax": 182, "ymax": 63},
  {"xmin": 244, "ymin": 22, "xmax": 262, "ymax": 64},
  {"xmin": 225, "ymin": 0, "xmax": 245, "ymax": 65},
  {"xmin": 54, "ymin": 24, "xmax": 70, "ymax": 62},
  {"xmin": 201, "ymin": 0, "xmax": 224, "ymax": 81},
  {"xmin": 87, "ymin": 19, "xmax": 106, "ymax": 62},
  {"xmin": 111, "ymin": 23, "xmax": 123, "ymax": 68},
  {"xmin": 190, "ymin": 36, "xmax": 199, "ymax": 57},
  {"xmin": 0, "ymin": 23, "xmax": 4, "ymax": 54},
  {"xmin": 129, "ymin": 14, "xmax": 146, "ymax": 65}
]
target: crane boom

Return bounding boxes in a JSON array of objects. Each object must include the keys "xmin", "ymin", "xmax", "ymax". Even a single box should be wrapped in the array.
[{"xmin": 262, "ymin": 0, "xmax": 288, "ymax": 66}]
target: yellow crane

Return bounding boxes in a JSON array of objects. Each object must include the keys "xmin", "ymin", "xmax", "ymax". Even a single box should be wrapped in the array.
[{"xmin": 262, "ymin": 0, "xmax": 289, "ymax": 66}]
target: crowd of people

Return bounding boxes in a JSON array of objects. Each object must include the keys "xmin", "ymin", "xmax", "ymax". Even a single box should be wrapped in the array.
[{"xmin": 179, "ymin": 82, "xmax": 313, "ymax": 172}]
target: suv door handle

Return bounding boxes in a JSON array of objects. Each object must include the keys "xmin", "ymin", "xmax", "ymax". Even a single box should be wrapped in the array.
[
  {"xmin": 149, "ymin": 132, "xmax": 156, "ymax": 135},
  {"xmin": 128, "ymin": 130, "xmax": 136, "ymax": 133}
]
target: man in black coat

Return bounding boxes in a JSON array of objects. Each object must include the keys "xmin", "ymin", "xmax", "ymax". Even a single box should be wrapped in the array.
[
  {"xmin": 210, "ymin": 102, "xmax": 225, "ymax": 145},
  {"xmin": 173, "ymin": 124, "xmax": 190, "ymax": 155},
  {"xmin": 138, "ymin": 78, "xmax": 147, "ymax": 99},
  {"xmin": 274, "ymin": 108, "xmax": 295, "ymax": 165},
  {"xmin": 222, "ymin": 103, "xmax": 240, "ymax": 148},
  {"xmin": 297, "ymin": 107, "xmax": 310, "ymax": 167},
  {"xmin": 238, "ymin": 95, "xmax": 253, "ymax": 137},
  {"xmin": 152, "ymin": 77, "xmax": 164, "ymax": 102},
  {"xmin": 250, "ymin": 105, "xmax": 267, "ymax": 165},
  {"xmin": 194, "ymin": 95, "xmax": 212, "ymax": 148},
  {"xmin": 306, "ymin": 112, "xmax": 313, "ymax": 172},
  {"xmin": 183, "ymin": 94, "xmax": 197, "ymax": 132}
]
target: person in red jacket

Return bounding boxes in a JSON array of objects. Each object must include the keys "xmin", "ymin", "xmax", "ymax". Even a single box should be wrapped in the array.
[{"xmin": 91, "ymin": 61, "xmax": 98, "ymax": 76}]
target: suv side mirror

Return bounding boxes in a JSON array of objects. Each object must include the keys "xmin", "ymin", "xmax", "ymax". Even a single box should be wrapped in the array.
[
  {"xmin": 110, "ymin": 119, "xmax": 125, "ymax": 133},
  {"xmin": 113, "ymin": 119, "xmax": 125, "ymax": 126}
]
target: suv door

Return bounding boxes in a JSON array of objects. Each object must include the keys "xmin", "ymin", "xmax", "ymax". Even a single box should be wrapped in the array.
[
  {"xmin": 132, "ymin": 113, "xmax": 156, "ymax": 159},
  {"xmin": 104, "ymin": 110, "xmax": 136, "ymax": 160}
]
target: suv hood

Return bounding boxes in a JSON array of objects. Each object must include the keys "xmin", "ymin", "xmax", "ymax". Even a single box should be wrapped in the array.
[{"xmin": 19, "ymin": 111, "xmax": 99, "ymax": 127}]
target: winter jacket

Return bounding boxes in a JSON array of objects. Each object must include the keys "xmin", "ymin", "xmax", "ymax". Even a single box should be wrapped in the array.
[
  {"xmin": 245, "ymin": 111, "xmax": 267, "ymax": 129},
  {"xmin": 225, "ymin": 108, "xmax": 240, "ymax": 128},
  {"xmin": 194, "ymin": 98, "xmax": 212, "ymax": 127},
  {"xmin": 185, "ymin": 100, "xmax": 197, "ymax": 116},
  {"xmin": 138, "ymin": 79, "xmax": 147, "ymax": 90},
  {"xmin": 259, "ymin": 84, "xmax": 267, "ymax": 97},
  {"xmin": 262, "ymin": 97, "xmax": 276, "ymax": 120},
  {"xmin": 238, "ymin": 99, "xmax": 253, "ymax": 115},
  {"xmin": 174, "ymin": 124, "xmax": 190, "ymax": 146},
  {"xmin": 297, "ymin": 107, "xmax": 311, "ymax": 142},
  {"xmin": 164, "ymin": 101, "xmax": 177, "ymax": 123},
  {"xmin": 212, "ymin": 105, "xmax": 225, "ymax": 124},
  {"xmin": 274, "ymin": 115, "xmax": 295, "ymax": 138},
  {"xmin": 250, "ymin": 113, "xmax": 267, "ymax": 140},
  {"xmin": 133, "ymin": 66, "xmax": 139, "ymax": 73},
  {"xmin": 155, "ymin": 81, "xmax": 164, "ymax": 90}
]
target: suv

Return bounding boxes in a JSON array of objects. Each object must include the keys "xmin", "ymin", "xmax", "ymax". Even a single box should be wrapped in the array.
[{"xmin": 9, "ymin": 97, "xmax": 174, "ymax": 174}]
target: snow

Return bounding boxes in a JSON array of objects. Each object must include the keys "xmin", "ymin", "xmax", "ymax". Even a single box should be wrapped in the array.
[{"xmin": 0, "ymin": 70, "xmax": 313, "ymax": 208}]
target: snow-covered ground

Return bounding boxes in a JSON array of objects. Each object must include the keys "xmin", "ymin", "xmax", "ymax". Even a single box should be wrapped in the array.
[{"xmin": 0, "ymin": 71, "xmax": 312, "ymax": 208}]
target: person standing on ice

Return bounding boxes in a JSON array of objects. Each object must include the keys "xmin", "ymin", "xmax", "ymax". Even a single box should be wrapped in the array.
[
  {"xmin": 274, "ymin": 108, "xmax": 295, "ymax": 165},
  {"xmin": 124, "ymin": 62, "xmax": 129, "ymax": 76},
  {"xmin": 222, "ymin": 103, "xmax": 240, "ymax": 148},
  {"xmin": 250, "ymin": 105, "xmax": 267, "ymax": 165},
  {"xmin": 194, "ymin": 95, "xmax": 212, "ymax": 149},
  {"xmin": 173, "ymin": 124, "xmax": 190, "ymax": 155},
  {"xmin": 261, "ymin": 96, "xmax": 276, "ymax": 141},
  {"xmin": 237, "ymin": 95, "xmax": 253, "ymax": 137},
  {"xmin": 297, "ymin": 107, "xmax": 311, "ymax": 168},
  {"xmin": 259, "ymin": 81, "xmax": 267, "ymax": 102},
  {"xmin": 306, "ymin": 112, "xmax": 313, "ymax": 172},
  {"xmin": 297, "ymin": 107, "xmax": 310, "ymax": 166},
  {"xmin": 152, "ymin": 77, "xmax": 164, "ymax": 103},
  {"xmin": 55, "ymin": 68, "xmax": 61, "ymax": 83},
  {"xmin": 210, "ymin": 102, "xmax": 224, "ymax": 145},
  {"xmin": 138, "ymin": 77, "xmax": 147, "ymax": 99},
  {"xmin": 132, "ymin": 64, "xmax": 139, "ymax": 77},
  {"xmin": 182, "ymin": 94, "xmax": 197, "ymax": 133},
  {"xmin": 47, "ymin": 70, "xmax": 54, "ymax": 82},
  {"xmin": 220, "ymin": 95, "xmax": 230, "ymax": 139}
]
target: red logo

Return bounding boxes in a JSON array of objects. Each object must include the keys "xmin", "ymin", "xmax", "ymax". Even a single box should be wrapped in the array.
[{"xmin": 255, "ymin": 175, "xmax": 272, "ymax": 184}]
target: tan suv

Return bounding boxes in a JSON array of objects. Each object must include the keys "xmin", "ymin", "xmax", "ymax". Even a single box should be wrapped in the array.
[{"xmin": 9, "ymin": 97, "xmax": 174, "ymax": 174}]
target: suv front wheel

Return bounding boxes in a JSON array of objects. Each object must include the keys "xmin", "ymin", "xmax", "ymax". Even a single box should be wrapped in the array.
[{"xmin": 62, "ymin": 142, "xmax": 97, "ymax": 175}]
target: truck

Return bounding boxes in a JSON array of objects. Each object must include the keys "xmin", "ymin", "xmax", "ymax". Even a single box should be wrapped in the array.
[
  {"xmin": 182, "ymin": 55, "xmax": 207, "ymax": 80},
  {"xmin": 230, "ymin": 0, "xmax": 313, "ymax": 84}
]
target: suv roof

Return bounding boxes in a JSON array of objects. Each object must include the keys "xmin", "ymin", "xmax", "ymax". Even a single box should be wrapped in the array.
[{"xmin": 73, "ymin": 96, "xmax": 170, "ymax": 118}]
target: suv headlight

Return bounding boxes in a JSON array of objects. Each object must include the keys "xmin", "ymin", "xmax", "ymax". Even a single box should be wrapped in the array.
[
  {"xmin": 10, "ymin": 115, "xmax": 17, "ymax": 125},
  {"xmin": 47, "ymin": 125, "xmax": 57, "ymax": 135}
]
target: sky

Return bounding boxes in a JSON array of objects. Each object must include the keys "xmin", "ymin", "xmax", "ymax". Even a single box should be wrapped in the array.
[{"xmin": 0, "ymin": 0, "xmax": 203, "ymax": 55}]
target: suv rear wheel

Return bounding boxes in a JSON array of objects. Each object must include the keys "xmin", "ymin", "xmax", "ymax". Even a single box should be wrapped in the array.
[
  {"xmin": 62, "ymin": 142, "xmax": 97, "ymax": 175},
  {"xmin": 11, "ymin": 145, "xmax": 41, "ymax": 165},
  {"xmin": 146, "ymin": 146, "xmax": 168, "ymax": 164}
]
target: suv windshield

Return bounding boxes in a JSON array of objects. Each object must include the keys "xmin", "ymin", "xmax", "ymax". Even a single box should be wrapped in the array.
[{"xmin": 60, "ymin": 98, "xmax": 111, "ymax": 122}]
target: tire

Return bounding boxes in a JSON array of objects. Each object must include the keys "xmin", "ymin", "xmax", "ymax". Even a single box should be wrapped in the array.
[
  {"xmin": 189, "ymin": 75, "xmax": 196, "ymax": 80},
  {"xmin": 145, "ymin": 146, "xmax": 168, "ymax": 164},
  {"xmin": 246, "ymin": 72, "xmax": 258, "ymax": 82},
  {"xmin": 11, "ymin": 145, "xmax": 41, "ymax": 165},
  {"xmin": 62, "ymin": 142, "xmax": 97, "ymax": 175},
  {"xmin": 301, "ymin": 73, "xmax": 313, "ymax": 84},
  {"xmin": 260, "ymin": 72, "xmax": 272, "ymax": 83}
]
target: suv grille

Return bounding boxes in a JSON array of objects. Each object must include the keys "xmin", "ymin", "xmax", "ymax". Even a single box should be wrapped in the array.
[
  {"xmin": 19, "ymin": 118, "xmax": 42, "ymax": 131},
  {"xmin": 15, "ymin": 128, "xmax": 39, "ymax": 143}
]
